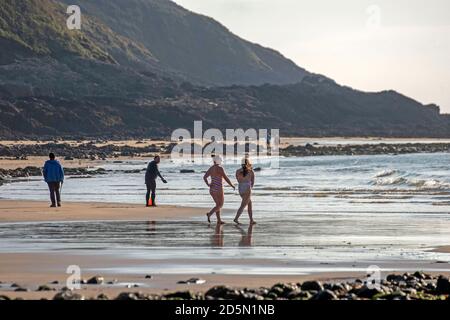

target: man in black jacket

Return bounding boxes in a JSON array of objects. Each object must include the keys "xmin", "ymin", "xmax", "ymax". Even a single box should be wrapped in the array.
[{"xmin": 145, "ymin": 155, "xmax": 167, "ymax": 207}]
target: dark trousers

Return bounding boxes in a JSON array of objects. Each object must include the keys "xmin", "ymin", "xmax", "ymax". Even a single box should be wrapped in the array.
[
  {"xmin": 146, "ymin": 180, "xmax": 156, "ymax": 206},
  {"xmin": 47, "ymin": 182, "xmax": 61, "ymax": 205}
]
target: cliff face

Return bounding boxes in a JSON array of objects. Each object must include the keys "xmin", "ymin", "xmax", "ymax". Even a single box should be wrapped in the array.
[
  {"xmin": 58, "ymin": 0, "xmax": 310, "ymax": 86},
  {"xmin": 0, "ymin": 0, "xmax": 449, "ymax": 138}
]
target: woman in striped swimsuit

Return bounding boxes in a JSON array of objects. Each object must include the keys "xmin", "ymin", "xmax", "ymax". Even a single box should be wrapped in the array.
[{"xmin": 203, "ymin": 155, "xmax": 235, "ymax": 224}]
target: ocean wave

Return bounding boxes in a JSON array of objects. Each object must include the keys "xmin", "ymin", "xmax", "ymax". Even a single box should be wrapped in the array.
[
  {"xmin": 373, "ymin": 176, "xmax": 450, "ymax": 190},
  {"xmin": 258, "ymin": 186, "xmax": 305, "ymax": 191},
  {"xmin": 373, "ymin": 176, "xmax": 407, "ymax": 186},
  {"xmin": 409, "ymin": 179, "xmax": 450, "ymax": 190},
  {"xmin": 374, "ymin": 169, "xmax": 397, "ymax": 178}
]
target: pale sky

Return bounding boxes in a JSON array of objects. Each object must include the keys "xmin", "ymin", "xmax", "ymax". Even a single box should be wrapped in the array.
[{"xmin": 173, "ymin": 0, "xmax": 450, "ymax": 113}]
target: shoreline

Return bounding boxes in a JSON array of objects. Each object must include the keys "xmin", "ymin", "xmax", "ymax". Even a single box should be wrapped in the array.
[{"xmin": 1, "ymin": 141, "xmax": 450, "ymax": 171}]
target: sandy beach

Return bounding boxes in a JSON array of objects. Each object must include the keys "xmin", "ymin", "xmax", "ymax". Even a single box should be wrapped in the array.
[
  {"xmin": 0, "ymin": 156, "xmax": 106, "ymax": 170},
  {"xmin": 1, "ymin": 251, "xmax": 364, "ymax": 300},
  {"xmin": 433, "ymin": 246, "xmax": 450, "ymax": 254},
  {"xmin": 0, "ymin": 200, "xmax": 362, "ymax": 299},
  {"xmin": 0, "ymin": 200, "xmax": 203, "ymax": 223},
  {"xmin": 1, "ymin": 140, "xmax": 450, "ymax": 300},
  {"xmin": 1, "ymin": 200, "xmax": 450, "ymax": 300}
]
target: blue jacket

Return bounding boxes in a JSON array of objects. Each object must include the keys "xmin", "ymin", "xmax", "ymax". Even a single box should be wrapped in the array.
[{"xmin": 43, "ymin": 160, "xmax": 64, "ymax": 183}]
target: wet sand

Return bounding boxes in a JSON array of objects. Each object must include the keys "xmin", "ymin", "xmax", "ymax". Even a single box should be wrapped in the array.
[
  {"xmin": 0, "ymin": 252, "xmax": 368, "ymax": 300},
  {"xmin": 1, "ymin": 200, "xmax": 450, "ymax": 299},
  {"xmin": 1, "ymin": 251, "xmax": 449, "ymax": 300},
  {"xmin": 433, "ymin": 246, "xmax": 450, "ymax": 254},
  {"xmin": 0, "ymin": 200, "xmax": 204, "ymax": 223}
]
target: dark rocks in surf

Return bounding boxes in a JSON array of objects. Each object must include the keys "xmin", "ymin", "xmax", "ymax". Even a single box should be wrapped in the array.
[
  {"xmin": 0, "ymin": 167, "xmax": 107, "ymax": 179},
  {"xmin": 0, "ymin": 142, "xmax": 165, "ymax": 159},
  {"xmin": 37, "ymin": 285, "xmax": 54, "ymax": 291},
  {"xmin": 87, "ymin": 276, "xmax": 105, "ymax": 285},
  {"xmin": 281, "ymin": 143, "xmax": 450, "ymax": 157},
  {"xmin": 177, "ymin": 278, "xmax": 206, "ymax": 285}
]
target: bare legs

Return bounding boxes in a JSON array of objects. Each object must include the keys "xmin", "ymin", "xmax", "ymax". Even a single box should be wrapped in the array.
[
  {"xmin": 207, "ymin": 190, "xmax": 225, "ymax": 224},
  {"xmin": 234, "ymin": 190, "xmax": 256, "ymax": 225}
]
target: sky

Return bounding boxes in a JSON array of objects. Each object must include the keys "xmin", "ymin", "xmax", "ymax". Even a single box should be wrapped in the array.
[{"xmin": 173, "ymin": 0, "xmax": 450, "ymax": 113}]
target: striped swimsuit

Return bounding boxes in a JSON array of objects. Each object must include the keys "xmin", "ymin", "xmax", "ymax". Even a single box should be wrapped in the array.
[{"xmin": 210, "ymin": 176, "xmax": 223, "ymax": 193}]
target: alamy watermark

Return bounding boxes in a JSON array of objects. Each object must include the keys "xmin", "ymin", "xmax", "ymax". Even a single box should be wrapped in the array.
[
  {"xmin": 66, "ymin": 5, "xmax": 81, "ymax": 30},
  {"xmin": 366, "ymin": 4, "xmax": 382, "ymax": 32},
  {"xmin": 171, "ymin": 121, "xmax": 280, "ymax": 173},
  {"xmin": 66, "ymin": 265, "xmax": 81, "ymax": 290},
  {"xmin": 365, "ymin": 265, "xmax": 381, "ymax": 290}
]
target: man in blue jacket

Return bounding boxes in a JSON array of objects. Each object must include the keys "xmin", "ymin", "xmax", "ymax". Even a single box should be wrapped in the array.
[{"xmin": 43, "ymin": 153, "xmax": 65, "ymax": 207}]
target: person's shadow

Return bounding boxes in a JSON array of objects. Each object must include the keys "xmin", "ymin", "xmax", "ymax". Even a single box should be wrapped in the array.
[
  {"xmin": 210, "ymin": 223, "xmax": 224, "ymax": 247},
  {"xmin": 235, "ymin": 224, "xmax": 254, "ymax": 247}
]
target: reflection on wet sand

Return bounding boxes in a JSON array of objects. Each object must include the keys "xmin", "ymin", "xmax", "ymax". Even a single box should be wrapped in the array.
[
  {"xmin": 209, "ymin": 223, "xmax": 254, "ymax": 247},
  {"xmin": 210, "ymin": 223, "xmax": 224, "ymax": 247},
  {"xmin": 1, "ymin": 217, "xmax": 450, "ymax": 266},
  {"xmin": 147, "ymin": 221, "xmax": 156, "ymax": 233},
  {"xmin": 235, "ymin": 224, "xmax": 254, "ymax": 247}
]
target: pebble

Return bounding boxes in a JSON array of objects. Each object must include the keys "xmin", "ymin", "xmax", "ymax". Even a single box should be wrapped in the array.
[
  {"xmin": 87, "ymin": 276, "xmax": 105, "ymax": 285},
  {"xmin": 180, "ymin": 169, "xmax": 195, "ymax": 173},
  {"xmin": 177, "ymin": 278, "xmax": 206, "ymax": 285},
  {"xmin": 8, "ymin": 271, "xmax": 450, "ymax": 300},
  {"xmin": 165, "ymin": 291, "xmax": 196, "ymax": 300},
  {"xmin": 205, "ymin": 286, "xmax": 240, "ymax": 299},
  {"xmin": 311, "ymin": 290, "xmax": 338, "ymax": 301},
  {"xmin": 353, "ymin": 286, "xmax": 383, "ymax": 299},
  {"xmin": 37, "ymin": 285, "xmax": 54, "ymax": 292},
  {"xmin": 436, "ymin": 276, "xmax": 450, "ymax": 294},
  {"xmin": 53, "ymin": 291, "xmax": 84, "ymax": 300},
  {"xmin": 301, "ymin": 281, "xmax": 323, "ymax": 292},
  {"xmin": 97, "ymin": 293, "xmax": 109, "ymax": 300},
  {"xmin": 115, "ymin": 292, "xmax": 148, "ymax": 300}
]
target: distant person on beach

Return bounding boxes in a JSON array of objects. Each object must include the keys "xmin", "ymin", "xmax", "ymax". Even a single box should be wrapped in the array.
[
  {"xmin": 203, "ymin": 155, "xmax": 235, "ymax": 224},
  {"xmin": 42, "ymin": 153, "xmax": 64, "ymax": 208},
  {"xmin": 145, "ymin": 155, "xmax": 167, "ymax": 207},
  {"xmin": 233, "ymin": 158, "xmax": 256, "ymax": 225}
]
